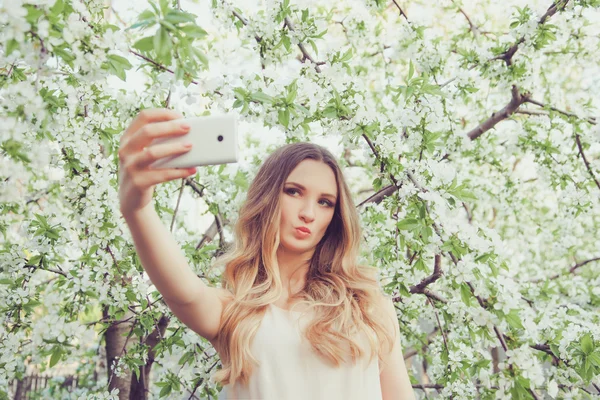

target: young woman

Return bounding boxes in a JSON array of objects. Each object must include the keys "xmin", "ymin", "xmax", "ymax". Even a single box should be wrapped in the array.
[{"xmin": 118, "ymin": 109, "xmax": 415, "ymax": 399}]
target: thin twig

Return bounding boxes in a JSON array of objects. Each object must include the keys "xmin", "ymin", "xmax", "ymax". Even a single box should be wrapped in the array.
[
  {"xmin": 170, "ymin": 177, "xmax": 186, "ymax": 232},
  {"xmin": 283, "ymin": 17, "xmax": 325, "ymax": 72},
  {"xmin": 576, "ymin": 134, "xmax": 600, "ymax": 191},
  {"xmin": 391, "ymin": 0, "xmax": 410, "ymax": 21},
  {"xmin": 524, "ymin": 98, "xmax": 597, "ymax": 125},
  {"xmin": 129, "ymin": 50, "xmax": 199, "ymax": 85},
  {"xmin": 534, "ymin": 257, "xmax": 600, "ymax": 282}
]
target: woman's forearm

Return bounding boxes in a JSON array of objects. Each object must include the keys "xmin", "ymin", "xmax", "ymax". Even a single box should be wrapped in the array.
[{"xmin": 122, "ymin": 204, "xmax": 205, "ymax": 305}]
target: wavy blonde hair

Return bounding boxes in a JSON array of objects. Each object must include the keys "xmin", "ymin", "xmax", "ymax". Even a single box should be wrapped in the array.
[{"xmin": 210, "ymin": 142, "xmax": 395, "ymax": 387}]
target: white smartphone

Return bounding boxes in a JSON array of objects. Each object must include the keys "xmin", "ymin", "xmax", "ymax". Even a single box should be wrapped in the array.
[{"xmin": 149, "ymin": 114, "xmax": 239, "ymax": 169}]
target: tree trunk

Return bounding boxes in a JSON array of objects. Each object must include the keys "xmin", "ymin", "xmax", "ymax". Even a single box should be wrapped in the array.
[
  {"xmin": 103, "ymin": 305, "xmax": 136, "ymax": 400},
  {"xmin": 129, "ymin": 315, "xmax": 171, "ymax": 399}
]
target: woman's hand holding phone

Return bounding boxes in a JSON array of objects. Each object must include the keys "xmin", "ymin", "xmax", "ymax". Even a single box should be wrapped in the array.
[{"xmin": 118, "ymin": 108, "xmax": 197, "ymax": 219}]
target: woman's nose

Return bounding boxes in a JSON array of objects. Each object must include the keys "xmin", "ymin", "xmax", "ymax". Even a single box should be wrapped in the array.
[{"xmin": 299, "ymin": 202, "xmax": 315, "ymax": 222}]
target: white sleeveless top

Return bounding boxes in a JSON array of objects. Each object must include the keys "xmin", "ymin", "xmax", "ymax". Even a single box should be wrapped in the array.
[{"xmin": 217, "ymin": 304, "xmax": 382, "ymax": 400}]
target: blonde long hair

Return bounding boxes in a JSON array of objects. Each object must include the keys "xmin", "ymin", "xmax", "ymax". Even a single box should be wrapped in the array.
[{"xmin": 210, "ymin": 142, "xmax": 395, "ymax": 387}]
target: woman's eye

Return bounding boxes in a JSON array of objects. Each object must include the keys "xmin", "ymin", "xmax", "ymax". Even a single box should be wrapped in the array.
[
  {"xmin": 320, "ymin": 200, "xmax": 334, "ymax": 207},
  {"xmin": 286, "ymin": 188, "xmax": 333, "ymax": 207}
]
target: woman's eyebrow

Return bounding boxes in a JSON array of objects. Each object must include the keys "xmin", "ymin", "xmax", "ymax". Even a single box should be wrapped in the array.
[{"xmin": 285, "ymin": 181, "xmax": 337, "ymax": 201}]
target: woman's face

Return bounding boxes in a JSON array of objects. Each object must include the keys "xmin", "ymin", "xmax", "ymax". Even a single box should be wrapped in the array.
[{"xmin": 278, "ymin": 159, "xmax": 338, "ymax": 254}]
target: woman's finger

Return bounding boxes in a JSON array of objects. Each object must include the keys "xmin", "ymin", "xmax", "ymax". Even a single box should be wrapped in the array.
[
  {"xmin": 125, "ymin": 119, "xmax": 190, "ymax": 151},
  {"xmin": 137, "ymin": 166, "xmax": 197, "ymax": 187},
  {"xmin": 121, "ymin": 108, "xmax": 184, "ymax": 144},
  {"xmin": 133, "ymin": 141, "xmax": 193, "ymax": 169}
]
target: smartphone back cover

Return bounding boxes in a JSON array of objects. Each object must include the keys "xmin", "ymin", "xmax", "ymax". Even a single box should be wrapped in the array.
[{"xmin": 149, "ymin": 114, "xmax": 239, "ymax": 169}]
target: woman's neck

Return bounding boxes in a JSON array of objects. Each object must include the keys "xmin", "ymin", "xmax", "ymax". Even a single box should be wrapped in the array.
[{"xmin": 276, "ymin": 248, "xmax": 311, "ymax": 295}]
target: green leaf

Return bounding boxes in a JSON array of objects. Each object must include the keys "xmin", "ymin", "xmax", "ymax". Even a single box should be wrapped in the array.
[
  {"xmin": 251, "ymin": 91, "xmax": 274, "ymax": 104},
  {"xmin": 180, "ymin": 24, "xmax": 208, "ymax": 39},
  {"xmin": 448, "ymin": 185, "xmax": 477, "ymax": 202},
  {"xmin": 107, "ymin": 60, "xmax": 126, "ymax": 81},
  {"xmin": 581, "ymin": 333, "xmax": 594, "ymax": 355},
  {"xmin": 53, "ymin": 47, "xmax": 75, "ymax": 67},
  {"xmin": 22, "ymin": 300, "xmax": 41, "ymax": 312},
  {"xmin": 159, "ymin": 19, "xmax": 177, "ymax": 32},
  {"xmin": 178, "ymin": 351, "xmax": 194, "ymax": 366},
  {"xmin": 278, "ymin": 108, "xmax": 290, "ymax": 128},
  {"xmin": 550, "ymin": 343, "xmax": 560, "ymax": 358},
  {"xmin": 398, "ymin": 282, "xmax": 410, "ymax": 297},
  {"xmin": 24, "ymin": 5, "xmax": 44, "ymax": 25},
  {"xmin": 107, "ymin": 54, "xmax": 132, "ymax": 69},
  {"xmin": 159, "ymin": 0, "xmax": 169, "ymax": 16},
  {"xmin": 373, "ymin": 177, "xmax": 382, "ymax": 191},
  {"xmin": 127, "ymin": 18, "xmax": 157, "ymax": 31},
  {"xmin": 29, "ymin": 254, "xmax": 43, "ymax": 265},
  {"xmin": 49, "ymin": 346, "xmax": 62, "ymax": 368},
  {"xmin": 408, "ymin": 60, "xmax": 414, "ymax": 80},
  {"xmin": 308, "ymin": 39, "xmax": 319, "ymax": 56},
  {"xmin": 165, "ymin": 10, "xmax": 196, "ymax": 24},
  {"xmin": 6, "ymin": 39, "xmax": 19, "ymax": 57},
  {"xmin": 505, "ymin": 309, "xmax": 524, "ymax": 330},
  {"xmin": 125, "ymin": 290, "xmax": 137, "ymax": 303},
  {"xmin": 588, "ymin": 350, "xmax": 600, "ymax": 366},
  {"xmin": 50, "ymin": 0, "xmax": 65, "ymax": 15},
  {"xmin": 154, "ymin": 27, "xmax": 172, "ymax": 58},
  {"xmin": 396, "ymin": 218, "xmax": 420, "ymax": 231},
  {"xmin": 159, "ymin": 383, "xmax": 173, "ymax": 398},
  {"xmin": 149, "ymin": 1, "xmax": 160, "ymax": 16},
  {"xmin": 322, "ymin": 106, "xmax": 337, "ymax": 118},
  {"xmin": 414, "ymin": 258, "xmax": 427, "ymax": 272},
  {"xmin": 191, "ymin": 47, "xmax": 209, "ymax": 67},
  {"xmin": 460, "ymin": 283, "xmax": 472, "ymax": 306},
  {"xmin": 133, "ymin": 36, "xmax": 154, "ymax": 52}
]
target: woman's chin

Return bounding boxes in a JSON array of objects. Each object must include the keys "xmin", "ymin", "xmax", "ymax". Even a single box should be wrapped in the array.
[{"xmin": 279, "ymin": 240, "xmax": 312, "ymax": 253}]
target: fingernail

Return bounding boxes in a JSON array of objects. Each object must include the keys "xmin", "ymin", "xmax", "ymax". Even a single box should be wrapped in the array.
[
  {"xmin": 183, "ymin": 143, "xmax": 193, "ymax": 148},
  {"xmin": 180, "ymin": 124, "xmax": 190, "ymax": 130}
]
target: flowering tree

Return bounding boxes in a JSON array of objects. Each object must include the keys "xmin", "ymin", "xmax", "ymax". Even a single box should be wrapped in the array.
[{"xmin": 1, "ymin": 0, "xmax": 599, "ymax": 398}]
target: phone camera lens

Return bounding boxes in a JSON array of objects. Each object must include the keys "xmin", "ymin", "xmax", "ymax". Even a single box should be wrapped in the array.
[{"xmin": 218, "ymin": 135, "xmax": 224, "ymax": 142}]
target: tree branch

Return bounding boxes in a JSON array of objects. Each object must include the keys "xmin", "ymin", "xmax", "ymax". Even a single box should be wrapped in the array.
[
  {"xmin": 357, "ymin": 184, "xmax": 400, "ymax": 207},
  {"xmin": 410, "ymin": 255, "xmax": 443, "ymax": 294},
  {"xmin": 457, "ymin": 6, "xmax": 479, "ymax": 34},
  {"xmin": 467, "ymin": 85, "xmax": 528, "ymax": 140},
  {"xmin": 195, "ymin": 212, "xmax": 231, "ymax": 252},
  {"xmin": 492, "ymin": 0, "xmax": 570, "ymax": 66},
  {"xmin": 23, "ymin": 263, "xmax": 66, "ymax": 277},
  {"xmin": 520, "ymin": 98, "xmax": 599, "ymax": 190},
  {"xmin": 450, "ymin": 1, "xmax": 491, "ymax": 36},
  {"xmin": 540, "ymin": 0, "xmax": 570, "ymax": 24},
  {"xmin": 283, "ymin": 17, "xmax": 325, "ymax": 72},
  {"xmin": 231, "ymin": 9, "xmax": 262, "ymax": 43}
]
